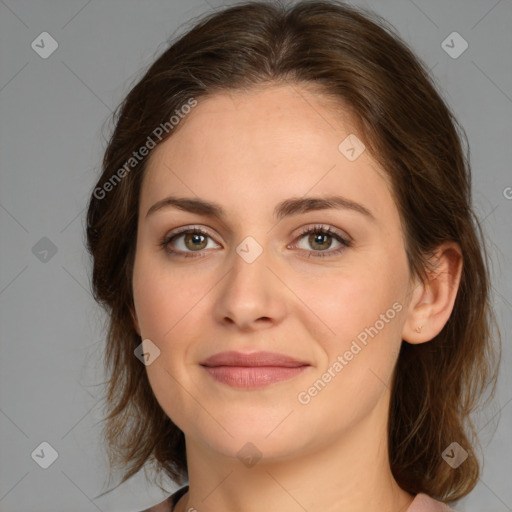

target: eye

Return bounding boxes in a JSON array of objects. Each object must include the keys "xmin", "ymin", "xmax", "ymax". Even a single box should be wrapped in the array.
[
  {"xmin": 292, "ymin": 225, "xmax": 351, "ymax": 258},
  {"xmin": 159, "ymin": 224, "xmax": 351, "ymax": 259},
  {"xmin": 159, "ymin": 226, "xmax": 219, "ymax": 258}
]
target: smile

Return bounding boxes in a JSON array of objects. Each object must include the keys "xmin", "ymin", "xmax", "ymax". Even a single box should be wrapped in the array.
[{"xmin": 200, "ymin": 351, "xmax": 311, "ymax": 388}]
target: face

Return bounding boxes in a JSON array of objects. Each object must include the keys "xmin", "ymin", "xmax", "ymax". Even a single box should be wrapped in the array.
[{"xmin": 131, "ymin": 84, "xmax": 415, "ymax": 462}]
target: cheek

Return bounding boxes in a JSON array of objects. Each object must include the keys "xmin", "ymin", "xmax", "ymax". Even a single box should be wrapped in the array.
[
  {"xmin": 132, "ymin": 255, "xmax": 209, "ymax": 427},
  {"xmin": 132, "ymin": 251, "xmax": 207, "ymax": 340},
  {"xmin": 296, "ymin": 264, "xmax": 403, "ymax": 343},
  {"xmin": 293, "ymin": 272, "xmax": 405, "ymax": 430},
  {"xmin": 295, "ymin": 258, "xmax": 406, "ymax": 389}
]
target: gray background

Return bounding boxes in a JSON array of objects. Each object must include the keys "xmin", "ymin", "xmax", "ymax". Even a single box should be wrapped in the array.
[{"xmin": 0, "ymin": 0, "xmax": 511, "ymax": 511}]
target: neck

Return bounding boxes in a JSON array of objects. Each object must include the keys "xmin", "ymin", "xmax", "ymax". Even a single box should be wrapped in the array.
[{"xmin": 175, "ymin": 389, "xmax": 414, "ymax": 512}]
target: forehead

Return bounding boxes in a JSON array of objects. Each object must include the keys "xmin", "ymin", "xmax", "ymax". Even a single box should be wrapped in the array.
[
  {"xmin": 140, "ymin": 85, "xmax": 395, "ymax": 223},
  {"xmin": 149, "ymin": 84, "xmax": 361, "ymax": 167}
]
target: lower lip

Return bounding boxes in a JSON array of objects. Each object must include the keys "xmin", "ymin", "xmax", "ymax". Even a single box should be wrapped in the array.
[{"xmin": 202, "ymin": 365, "xmax": 308, "ymax": 388}]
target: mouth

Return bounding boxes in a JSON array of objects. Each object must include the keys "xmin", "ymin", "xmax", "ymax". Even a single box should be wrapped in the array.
[{"xmin": 200, "ymin": 351, "xmax": 310, "ymax": 389}]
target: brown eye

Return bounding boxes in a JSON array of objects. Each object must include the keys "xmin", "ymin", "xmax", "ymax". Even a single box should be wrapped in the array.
[
  {"xmin": 307, "ymin": 232, "xmax": 334, "ymax": 251},
  {"xmin": 160, "ymin": 227, "xmax": 220, "ymax": 258},
  {"xmin": 294, "ymin": 225, "xmax": 351, "ymax": 258},
  {"xmin": 182, "ymin": 232, "xmax": 208, "ymax": 251}
]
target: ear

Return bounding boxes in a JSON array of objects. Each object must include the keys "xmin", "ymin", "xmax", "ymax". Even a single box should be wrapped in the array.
[
  {"xmin": 129, "ymin": 304, "xmax": 142, "ymax": 336},
  {"xmin": 402, "ymin": 242, "xmax": 463, "ymax": 344}
]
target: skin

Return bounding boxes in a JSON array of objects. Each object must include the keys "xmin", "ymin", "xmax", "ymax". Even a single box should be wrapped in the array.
[{"xmin": 131, "ymin": 84, "xmax": 462, "ymax": 512}]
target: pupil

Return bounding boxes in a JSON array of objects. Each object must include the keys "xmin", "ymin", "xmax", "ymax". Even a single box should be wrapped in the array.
[
  {"xmin": 186, "ymin": 233, "xmax": 206, "ymax": 250},
  {"xmin": 311, "ymin": 232, "xmax": 331, "ymax": 249}
]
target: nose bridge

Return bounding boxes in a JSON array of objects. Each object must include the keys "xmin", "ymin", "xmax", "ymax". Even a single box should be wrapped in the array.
[
  {"xmin": 235, "ymin": 234, "xmax": 266, "ymax": 266},
  {"xmin": 213, "ymin": 232, "xmax": 287, "ymax": 328},
  {"xmin": 229, "ymin": 233, "xmax": 273, "ymax": 296}
]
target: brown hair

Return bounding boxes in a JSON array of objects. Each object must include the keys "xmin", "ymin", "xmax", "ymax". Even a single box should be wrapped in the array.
[{"xmin": 86, "ymin": 0, "xmax": 500, "ymax": 502}]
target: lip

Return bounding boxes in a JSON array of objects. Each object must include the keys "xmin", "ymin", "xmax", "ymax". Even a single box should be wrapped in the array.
[
  {"xmin": 200, "ymin": 350, "xmax": 309, "ymax": 367},
  {"xmin": 200, "ymin": 351, "xmax": 310, "ymax": 389}
]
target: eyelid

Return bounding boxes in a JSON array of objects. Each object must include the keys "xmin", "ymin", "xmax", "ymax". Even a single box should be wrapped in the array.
[
  {"xmin": 165, "ymin": 224, "xmax": 217, "ymax": 239},
  {"xmin": 291, "ymin": 223, "xmax": 352, "ymax": 244},
  {"xmin": 161, "ymin": 223, "xmax": 351, "ymax": 257},
  {"xmin": 162, "ymin": 225, "xmax": 221, "ymax": 249},
  {"xmin": 288, "ymin": 224, "xmax": 351, "ymax": 257},
  {"xmin": 164, "ymin": 223, "xmax": 350, "ymax": 243}
]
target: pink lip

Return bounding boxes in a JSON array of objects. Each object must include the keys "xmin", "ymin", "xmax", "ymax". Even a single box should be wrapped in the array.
[{"xmin": 200, "ymin": 351, "xmax": 310, "ymax": 388}]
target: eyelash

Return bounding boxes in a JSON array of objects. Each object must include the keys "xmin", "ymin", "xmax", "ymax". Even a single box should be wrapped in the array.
[{"xmin": 159, "ymin": 224, "xmax": 351, "ymax": 259}]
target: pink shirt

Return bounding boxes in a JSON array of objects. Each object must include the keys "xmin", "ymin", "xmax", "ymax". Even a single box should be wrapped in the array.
[
  {"xmin": 140, "ymin": 488, "xmax": 454, "ymax": 511},
  {"xmin": 407, "ymin": 493, "xmax": 454, "ymax": 511}
]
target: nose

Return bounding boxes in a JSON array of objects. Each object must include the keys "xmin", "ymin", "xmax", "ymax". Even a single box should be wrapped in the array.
[{"xmin": 213, "ymin": 241, "xmax": 288, "ymax": 332}]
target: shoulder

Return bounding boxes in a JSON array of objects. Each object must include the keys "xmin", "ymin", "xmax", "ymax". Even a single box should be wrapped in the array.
[
  {"xmin": 407, "ymin": 493, "xmax": 454, "ymax": 512},
  {"xmin": 139, "ymin": 497, "xmax": 172, "ymax": 512},
  {"xmin": 139, "ymin": 485, "xmax": 189, "ymax": 512}
]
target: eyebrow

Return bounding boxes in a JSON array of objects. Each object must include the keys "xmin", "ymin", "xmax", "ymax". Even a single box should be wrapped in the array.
[{"xmin": 145, "ymin": 195, "xmax": 375, "ymax": 222}]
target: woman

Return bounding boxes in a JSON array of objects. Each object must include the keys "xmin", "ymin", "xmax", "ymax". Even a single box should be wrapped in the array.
[{"xmin": 86, "ymin": 2, "xmax": 500, "ymax": 511}]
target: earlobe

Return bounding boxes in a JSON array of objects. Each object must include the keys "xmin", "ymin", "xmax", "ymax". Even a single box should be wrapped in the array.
[{"xmin": 402, "ymin": 242, "xmax": 463, "ymax": 345}]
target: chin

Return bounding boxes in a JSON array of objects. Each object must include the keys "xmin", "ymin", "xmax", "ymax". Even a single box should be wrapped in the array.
[{"xmin": 183, "ymin": 406, "xmax": 326, "ymax": 463}]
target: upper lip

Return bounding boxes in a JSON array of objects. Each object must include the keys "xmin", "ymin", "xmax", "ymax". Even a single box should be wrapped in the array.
[{"xmin": 200, "ymin": 351, "xmax": 310, "ymax": 368}]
